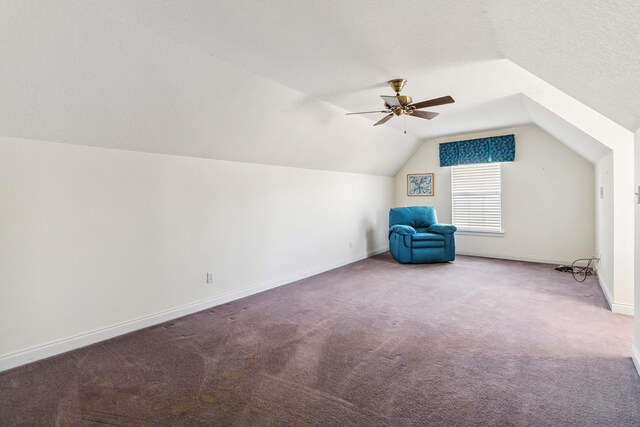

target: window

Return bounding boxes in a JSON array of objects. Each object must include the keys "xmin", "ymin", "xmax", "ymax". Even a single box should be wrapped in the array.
[{"xmin": 451, "ymin": 163, "xmax": 502, "ymax": 233}]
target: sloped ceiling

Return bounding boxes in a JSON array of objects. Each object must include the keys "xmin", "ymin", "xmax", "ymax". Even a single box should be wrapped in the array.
[
  {"xmin": 1, "ymin": 1, "xmax": 637, "ymax": 175},
  {"xmin": 91, "ymin": 1, "xmax": 502, "ymax": 100},
  {"xmin": 486, "ymin": 0, "xmax": 640, "ymax": 131}
]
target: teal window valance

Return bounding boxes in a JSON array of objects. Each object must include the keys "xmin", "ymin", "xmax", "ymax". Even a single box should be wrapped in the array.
[{"xmin": 439, "ymin": 134, "xmax": 515, "ymax": 167}]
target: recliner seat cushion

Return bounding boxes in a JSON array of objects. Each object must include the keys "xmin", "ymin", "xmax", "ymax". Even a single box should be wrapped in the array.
[
  {"xmin": 411, "ymin": 232, "xmax": 445, "ymax": 248},
  {"xmin": 412, "ymin": 232, "xmax": 445, "ymax": 241}
]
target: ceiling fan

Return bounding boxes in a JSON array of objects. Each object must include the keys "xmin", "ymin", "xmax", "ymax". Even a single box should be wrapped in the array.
[{"xmin": 346, "ymin": 79, "xmax": 455, "ymax": 126}]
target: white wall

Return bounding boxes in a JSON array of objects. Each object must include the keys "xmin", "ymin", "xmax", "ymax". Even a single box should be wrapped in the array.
[
  {"xmin": 0, "ymin": 136, "xmax": 392, "ymax": 370},
  {"xmin": 596, "ymin": 153, "xmax": 615, "ymax": 305},
  {"xmin": 592, "ymin": 147, "xmax": 635, "ymax": 315},
  {"xmin": 522, "ymin": 73, "xmax": 635, "ymax": 316},
  {"xmin": 394, "ymin": 124, "xmax": 595, "ymax": 264},
  {"xmin": 634, "ymin": 129, "xmax": 640, "ymax": 375}
]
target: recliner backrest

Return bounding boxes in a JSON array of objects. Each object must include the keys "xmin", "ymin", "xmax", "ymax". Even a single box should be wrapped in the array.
[{"xmin": 389, "ymin": 206, "xmax": 438, "ymax": 228}]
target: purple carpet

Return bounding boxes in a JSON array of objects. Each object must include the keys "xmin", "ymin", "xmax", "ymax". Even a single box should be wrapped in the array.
[{"xmin": 1, "ymin": 254, "xmax": 638, "ymax": 425}]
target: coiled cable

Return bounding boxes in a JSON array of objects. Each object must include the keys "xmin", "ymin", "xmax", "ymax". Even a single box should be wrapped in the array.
[{"xmin": 554, "ymin": 257, "xmax": 597, "ymax": 282}]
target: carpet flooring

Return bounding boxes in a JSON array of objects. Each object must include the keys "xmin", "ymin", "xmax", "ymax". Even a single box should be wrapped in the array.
[{"xmin": 1, "ymin": 254, "xmax": 639, "ymax": 426}]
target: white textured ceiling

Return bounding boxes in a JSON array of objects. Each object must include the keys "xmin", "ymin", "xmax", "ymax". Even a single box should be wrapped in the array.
[
  {"xmin": 1, "ymin": 1, "xmax": 637, "ymax": 175},
  {"xmin": 92, "ymin": 1, "xmax": 502, "ymax": 101},
  {"xmin": 92, "ymin": 0, "xmax": 640, "ymax": 132},
  {"xmin": 486, "ymin": 0, "xmax": 640, "ymax": 131}
]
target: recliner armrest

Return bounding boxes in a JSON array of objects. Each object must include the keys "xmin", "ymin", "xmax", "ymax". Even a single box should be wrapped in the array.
[
  {"xmin": 427, "ymin": 224, "xmax": 457, "ymax": 234},
  {"xmin": 389, "ymin": 224, "xmax": 417, "ymax": 235}
]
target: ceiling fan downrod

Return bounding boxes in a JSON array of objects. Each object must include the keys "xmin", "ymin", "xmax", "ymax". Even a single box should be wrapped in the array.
[{"xmin": 388, "ymin": 78, "xmax": 407, "ymax": 95}]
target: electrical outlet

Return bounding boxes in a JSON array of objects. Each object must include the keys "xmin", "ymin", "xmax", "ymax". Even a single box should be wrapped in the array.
[
  {"xmin": 349, "ymin": 242, "xmax": 353, "ymax": 249},
  {"xmin": 207, "ymin": 272, "xmax": 215, "ymax": 284}
]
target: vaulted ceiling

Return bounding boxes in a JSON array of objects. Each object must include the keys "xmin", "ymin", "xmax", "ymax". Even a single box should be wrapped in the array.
[{"xmin": 1, "ymin": 1, "xmax": 638, "ymax": 175}]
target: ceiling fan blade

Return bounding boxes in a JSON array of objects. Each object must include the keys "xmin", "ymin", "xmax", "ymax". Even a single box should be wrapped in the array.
[
  {"xmin": 380, "ymin": 95, "xmax": 400, "ymax": 107},
  {"xmin": 409, "ymin": 95, "xmax": 455, "ymax": 110},
  {"xmin": 374, "ymin": 113, "xmax": 394, "ymax": 126},
  {"xmin": 411, "ymin": 110, "xmax": 439, "ymax": 120},
  {"xmin": 345, "ymin": 110, "xmax": 390, "ymax": 115}
]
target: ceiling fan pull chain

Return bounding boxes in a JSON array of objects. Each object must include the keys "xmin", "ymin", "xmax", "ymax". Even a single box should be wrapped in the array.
[{"xmin": 404, "ymin": 115, "xmax": 407, "ymax": 134}]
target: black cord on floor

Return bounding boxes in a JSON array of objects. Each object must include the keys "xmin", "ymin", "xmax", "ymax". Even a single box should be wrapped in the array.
[{"xmin": 555, "ymin": 258, "xmax": 596, "ymax": 282}]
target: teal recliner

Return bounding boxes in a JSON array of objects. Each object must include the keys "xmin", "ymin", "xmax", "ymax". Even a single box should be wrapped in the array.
[{"xmin": 389, "ymin": 206, "xmax": 457, "ymax": 264}]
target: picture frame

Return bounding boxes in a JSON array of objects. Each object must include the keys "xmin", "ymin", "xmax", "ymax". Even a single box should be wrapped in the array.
[{"xmin": 407, "ymin": 173, "xmax": 434, "ymax": 196}]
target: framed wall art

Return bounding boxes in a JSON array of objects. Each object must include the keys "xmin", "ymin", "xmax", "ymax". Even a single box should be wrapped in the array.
[{"xmin": 407, "ymin": 173, "xmax": 434, "ymax": 196}]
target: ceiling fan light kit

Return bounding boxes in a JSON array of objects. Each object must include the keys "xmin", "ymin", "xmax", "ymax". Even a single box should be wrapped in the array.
[{"xmin": 346, "ymin": 79, "xmax": 455, "ymax": 126}]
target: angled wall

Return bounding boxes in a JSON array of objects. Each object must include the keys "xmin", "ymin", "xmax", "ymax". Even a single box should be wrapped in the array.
[
  {"xmin": 0, "ymin": 1, "xmax": 415, "ymax": 176},
  {"xmin": 521, "ymin": 87, "xmax": 634, "ymax": 315}
]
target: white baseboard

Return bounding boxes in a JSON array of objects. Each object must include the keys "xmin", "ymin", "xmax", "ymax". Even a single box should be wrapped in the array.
[
  {"xmin": 633, "ymin": 344, "xmax": 640, "ymax": 378},
  {"xmin": 456, "ymin": 250, "xmax": 569, "ymax": 266},
  {"xmin": 597, "ymin": 272, "xmax": 614, "ymax": 310},
  {"xmin": 611, "ymin": 303, "xmax": 635, "ymax": 316},
  {"xmin": 595, "ymin": 269, "xmax": 634, "ymax": 316},
  {"xmin": 0, "ymin": 246, "xmax": 388, "ymax": 373},
  {"xmin": 458, "ymin": 253, "xmax": 635, "ymax": 316}
]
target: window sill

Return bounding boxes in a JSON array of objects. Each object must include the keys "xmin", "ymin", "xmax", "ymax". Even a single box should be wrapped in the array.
[{"xmin": 456, "ymin": 229, "xmax": 504, "ymax": 237}]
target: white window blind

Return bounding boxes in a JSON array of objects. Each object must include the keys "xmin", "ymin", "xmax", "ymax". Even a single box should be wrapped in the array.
[{"xmin": 451, "ymin": 163, "xmax": 502, "ymax": 232}]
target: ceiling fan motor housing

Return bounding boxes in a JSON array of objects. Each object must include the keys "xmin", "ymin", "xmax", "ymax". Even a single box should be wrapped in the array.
[
  {"xmin": 396, "ymin": 95, "xmax": 413, "ymax": 106},
  {"xmin": 387, "ymin": 79, "xmax": 413, "ymax": 114}
]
